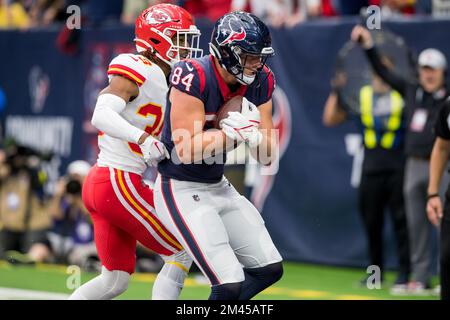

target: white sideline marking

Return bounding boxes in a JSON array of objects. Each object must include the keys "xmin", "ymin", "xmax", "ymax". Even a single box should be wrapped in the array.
[{"xmin": 0, "ymin": 287, "xmax": 69, "ymax": 300}]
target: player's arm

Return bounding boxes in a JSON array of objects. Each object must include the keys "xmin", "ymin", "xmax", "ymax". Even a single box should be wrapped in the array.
[
  {"xmin": 427, "ymin": 103, "xmax": 450, "ymax": 226},
  {"xmin": 170, "ymin": 87, "xmax": 234, "ymax": 164},
  {"xmin": 427, "ymin": 137, "xmax": 450, "ymax": 226},
  {"xmin": 91, "ymin": 75, "xmax": 149, "ymax": 144},
  {"xmin": 351, "ymin": 25, "xmax": 408, "ymax": 95},
  {"xmin": 249, "ymin": 99, "xmax": 276, "ymax": 165},
  {"xmin": 322, "ymin": 92, "xmax": 347, "ymax": 127}
]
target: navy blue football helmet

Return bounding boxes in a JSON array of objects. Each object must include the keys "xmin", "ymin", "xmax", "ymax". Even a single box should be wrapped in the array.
[{"xmin": 209, "ymin": 11, "xmax": 274, "ymax": 85}]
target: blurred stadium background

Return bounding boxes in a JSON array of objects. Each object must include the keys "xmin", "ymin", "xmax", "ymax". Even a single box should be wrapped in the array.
[{"xmin": 0, "ymin": 0, "xmax": 449, "ymax": 300}]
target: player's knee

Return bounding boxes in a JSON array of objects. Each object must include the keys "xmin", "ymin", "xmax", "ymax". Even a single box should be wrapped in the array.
[
  {"xmin": 165, "ymin": 250, "xmax": 193, "ymax": 271},
  {"xmin": 209, "ymin": 282, "xmax": 242, "ymax": 300},
  {"xmin": 101, "ymin": 268, "xmax": 130, "ymax": 297},
  {"xmin": 265, "ymin": 262, "xmax": 283, "ymax": 285},
  {"xmin": 247, "ymin": 262, "xmax": 283, "ymax": 285}
]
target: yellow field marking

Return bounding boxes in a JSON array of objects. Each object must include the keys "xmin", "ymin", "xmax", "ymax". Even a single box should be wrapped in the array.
[
  {"xmin": 290, "ymin": 290, "xmax": 329, "ymax": 298},
  {"xmin": 336, "ymin": 295, "xmax": 378, "ymax": 300},
  {"xmin": 261, "ymin": 287, "xmax": 286, "ymax": 295},
  {"xmin": 35, "ymin": 263, "xmax": 70, "ymax": 273},
  {"xmin": 262, "ymin": 287, "xmax": 330, "ymax": 299}
]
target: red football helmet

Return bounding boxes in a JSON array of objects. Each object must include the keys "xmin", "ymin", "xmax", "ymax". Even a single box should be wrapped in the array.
[{"xmin": 134, "ymin": 4, "xmax": 202, "ymax": 67}]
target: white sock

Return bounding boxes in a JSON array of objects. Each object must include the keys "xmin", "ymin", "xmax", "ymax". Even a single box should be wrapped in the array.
[
  {"xmin": 68, "ymin": 266, "xmax": 130, "ymax": 300},
  {"xmin": 152, "ymin": 250, "xmax": 192, "ymax": 300}
]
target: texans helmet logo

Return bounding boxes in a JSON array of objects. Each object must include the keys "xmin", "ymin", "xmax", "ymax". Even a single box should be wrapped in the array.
[{"xmin": 218, "ymin": 16, "xmax": 247, "ymax": 46}]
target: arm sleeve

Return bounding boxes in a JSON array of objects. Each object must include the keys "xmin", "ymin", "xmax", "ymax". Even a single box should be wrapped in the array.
[
  {"xmin": 91, "ymin": 93, "xmax": 145, "ymax": 144},
  {"xmin": 365, "ymin": 46, "xmax": 408, "ymax": 95},
  {"xmin": 251, "ymin": 67, "xmax": 276, "ymax": 106},
  {"xmin": 435, "ymin": 100, "xmax": 450, "ymax": 140}
]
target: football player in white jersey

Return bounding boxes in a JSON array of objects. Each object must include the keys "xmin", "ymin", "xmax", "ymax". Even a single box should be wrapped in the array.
[{"xmin": 69, "ymin": 4, "xmax": 202, "ymax": 300}]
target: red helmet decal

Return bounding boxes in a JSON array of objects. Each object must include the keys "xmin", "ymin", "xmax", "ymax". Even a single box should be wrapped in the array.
[{"xmin": 220, "ymin": 28, "xmax": 246, "ymax": 46}]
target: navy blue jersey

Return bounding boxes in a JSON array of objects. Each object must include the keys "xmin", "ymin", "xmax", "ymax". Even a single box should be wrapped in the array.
[{"xmin": 158, "ymin": 55, "xmax": 276, "ymax": 183}]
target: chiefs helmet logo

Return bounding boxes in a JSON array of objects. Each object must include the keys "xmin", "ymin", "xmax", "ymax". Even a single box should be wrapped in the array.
[{"xmin": 146, "ymin": 10, "xmax": 172, "ymax": 24}]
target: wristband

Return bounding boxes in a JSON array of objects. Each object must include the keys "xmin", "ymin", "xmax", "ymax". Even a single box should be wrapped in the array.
[{"xmin": 427, "ymin": 193, "xmax": 439, "ymax": 200}]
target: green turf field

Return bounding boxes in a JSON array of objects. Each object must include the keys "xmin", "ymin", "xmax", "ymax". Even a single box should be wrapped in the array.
[{"xmin": 0, "ymin": 260, "xmax": 439, "ymax": 300}]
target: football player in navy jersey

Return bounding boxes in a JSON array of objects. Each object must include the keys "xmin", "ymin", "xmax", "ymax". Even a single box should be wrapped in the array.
[{"xmin": 153, "ymin": 12, "xmax": 283, "ymax": 300}]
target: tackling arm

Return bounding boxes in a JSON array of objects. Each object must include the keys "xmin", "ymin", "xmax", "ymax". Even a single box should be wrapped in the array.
[{"xmin": 91, "ymin": 75, "xmax": 149, "ymax": 144}]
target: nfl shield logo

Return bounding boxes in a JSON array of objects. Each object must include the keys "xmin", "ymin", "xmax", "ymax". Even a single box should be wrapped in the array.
[{"xmin": 192, "ymin": 195, "xmax": 200, "ymax": 202}]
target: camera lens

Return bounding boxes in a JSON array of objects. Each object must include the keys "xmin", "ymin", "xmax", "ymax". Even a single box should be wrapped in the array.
[{"xmin": 65, "ymin": 179, "xmax": 82, "ymax": 195}]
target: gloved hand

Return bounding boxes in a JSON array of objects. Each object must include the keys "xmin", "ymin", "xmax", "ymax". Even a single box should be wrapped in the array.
[
  {"xmin": 220, "ymin": 112, "xmax": 263, "ymax": 148},
  {"xmin": 139, "ymin": 136, "xmax": 170, "ymax": 167},
  {"xmin": 240, "ymin": 97, "xmax": 260, "ymax": 127}
]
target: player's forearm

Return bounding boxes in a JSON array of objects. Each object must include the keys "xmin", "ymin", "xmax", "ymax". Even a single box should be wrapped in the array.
[
  {"xmin": 91, "ymin": 94, "xmax": 144, "ymax": 144},
  {"xmin": 428, "ymin": 139, "xmax": 450, "ymax": 194},
  {"xmin": 250, "ymin": 130, "xmax": 277, "ymax": 166},
  {"xmin": 174, "ymin": 129, "xmax": 235, "ymax": 164}
]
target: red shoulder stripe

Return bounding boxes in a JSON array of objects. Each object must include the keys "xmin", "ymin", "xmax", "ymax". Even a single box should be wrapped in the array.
[
  {"xmin": 108, "ymin": 64, "xmax": 145, "ymax": 85},
  {"xmin": 264, "ymin": 66, "xmax": 275, "ymax": 99},
  {"xmin": 186, "ymin": 59, "xmax": 205, "ymax": 94}
]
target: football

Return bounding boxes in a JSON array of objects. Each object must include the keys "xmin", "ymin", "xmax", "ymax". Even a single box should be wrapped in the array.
[{"xmin": 213, "ymin": 95, "xmax": 243, "ymax": 129}]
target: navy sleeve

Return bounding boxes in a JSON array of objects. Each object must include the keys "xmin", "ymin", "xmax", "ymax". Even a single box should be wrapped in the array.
[
  {"xmin": 169, "ymin": 60, "xmax": 207, "ymax": 103},
  {"xmin": 435, "ymin": 99, "xmax": 450, "ymax": 140},
  {"xmin": 251, "ymin": 66, "xmax": 276, "ymax": 106}
]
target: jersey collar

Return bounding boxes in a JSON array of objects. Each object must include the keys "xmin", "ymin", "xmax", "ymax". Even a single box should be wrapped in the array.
[{"xmin": 209, "ymin": 55, "xmax": 247, "ymax": 101}]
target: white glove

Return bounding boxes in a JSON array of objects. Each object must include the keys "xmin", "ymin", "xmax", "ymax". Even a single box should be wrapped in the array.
[
  {"xmin": 139, "ymin": 136, "xmax": 170, "ymax": 167},
  {"xmin": 220, "ymin": 112, "xmax": 263, "ymax": 148},
  {"xmin": 240, "ymin": 97, "xmax": 260, "ymax": 127}
]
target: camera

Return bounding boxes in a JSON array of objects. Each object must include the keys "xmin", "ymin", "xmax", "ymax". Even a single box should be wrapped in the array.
[{"xmin": 65, "ymin": 179, "xmax": 82, "ymax": 195}]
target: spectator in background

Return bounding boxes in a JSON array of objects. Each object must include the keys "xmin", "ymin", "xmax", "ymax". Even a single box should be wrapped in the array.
[
  {"xmin": 183, "ymin": 0, "xmax": 232, "ymax": 22},
  {"xmin": 323, "ymin": 57, "xmax": 411, "ymax": 293},
  {"xmin": 0, "ymin": 0, "xmax": 30, "ymax": 29},
  {"xmin": 6, "ymin": 160, "xmax": 97, "ymax": 271},
  {"xmin": 28, "ymin": 0, "xmax": 66, "ymax": 27},
  {"xmin": 354, "ymin": 24, "xmax": 449, "ymax": 295},
  {"xmin": 375, "ymin": 0, "xmax": 416, "ymax": 17},
  {"xmin": 121, "ymin": 0, "xmax": 149, "ymax": 25},
  {"xmin": 121, "ymin": 0, "xmax": 178, "ymax": 25},
  {"xmin": 232, "ymin": 0, "xmax": 329, "ymax": 28}
]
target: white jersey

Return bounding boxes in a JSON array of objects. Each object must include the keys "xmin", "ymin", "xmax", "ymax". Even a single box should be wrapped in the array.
[{"xmin": 97, "ymin": 53, "xmax": 168, "ymax": 175}]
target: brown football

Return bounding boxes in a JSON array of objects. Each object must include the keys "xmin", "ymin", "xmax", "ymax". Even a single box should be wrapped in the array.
[{"xmin": 213, "ymin": 95, "xmax": 243, "ymax": 129}]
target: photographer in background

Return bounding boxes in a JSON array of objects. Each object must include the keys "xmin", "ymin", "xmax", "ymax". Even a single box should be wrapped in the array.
[
  {"xmin": 0, "ymin": 141, "xmax": 52, "ymax": 258},
  {"xmin": 353, "ymin": 24, "xmax": 449, "ymax": 295},
  {"xmin": 6, "ymin": 160, "xmax": 97, "ymax": 270}
]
